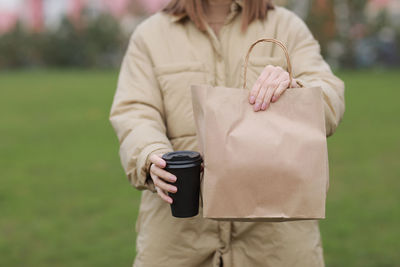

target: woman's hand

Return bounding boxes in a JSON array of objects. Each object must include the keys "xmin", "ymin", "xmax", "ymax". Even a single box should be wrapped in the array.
[
  {"xmin": 248, "ymin": 65, "xmax": 300, "ymax": 111},
  {"xmin": 149, "ymin": 153, "xmax": 177, "ymax": 204}
]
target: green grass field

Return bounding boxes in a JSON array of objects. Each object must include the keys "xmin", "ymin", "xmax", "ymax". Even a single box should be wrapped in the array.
[{"xmin": 0, "ymin": 69, "xmax": 399, "ymax": 267}]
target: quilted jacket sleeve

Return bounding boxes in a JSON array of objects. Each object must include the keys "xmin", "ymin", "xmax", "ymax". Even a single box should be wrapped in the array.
[
  {"xmin": 109, "ymin": 24, "xmax": 173, "ymax": 192},
  {"xmin": 287, "ymin": 13, "xmax": 345, "ymax": 137}
]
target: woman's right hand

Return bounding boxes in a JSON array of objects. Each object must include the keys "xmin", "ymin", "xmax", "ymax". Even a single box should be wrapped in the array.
[{"xmin": 149, "ymin": 153, "xmax": 178, "ymax": 204}]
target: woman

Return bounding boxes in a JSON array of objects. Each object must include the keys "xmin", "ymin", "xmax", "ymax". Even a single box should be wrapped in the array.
[{"xmin": 109, "ymin": 0, "xmax": 345, "ymax": 266}]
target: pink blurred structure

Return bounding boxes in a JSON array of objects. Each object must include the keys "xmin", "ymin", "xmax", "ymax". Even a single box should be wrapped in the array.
[
  {"xmin": 0, "ymin": 10, "xmax": 17, "ymax": 33},
  {"xmin": 68, "ymin": 0, "xmax": 84, "ymax": 27},
  {"xmin": 103, "ymin": 0, "xmax": 131, "ymax": 17},
  {"xmin": 1, "ymin": 0, "xmax": 397, "ymax": 34},
  {"xmin": 137, "ymin": 0, "xmax": 170, "ymax": 13},
  {"xmin": 29, "ymin": 0, "xmax": 44, "ymax": 32},
  {"xmin": 0, "ymin": 0, "xmax": 170, "ymax": 34},
  {"xmin": 370, "ymin": 0, "xmax": 391, "ymax": 9}
]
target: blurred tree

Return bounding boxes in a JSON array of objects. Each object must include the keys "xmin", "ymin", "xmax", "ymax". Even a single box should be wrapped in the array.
[
  {"xmin": 0, "ymin": 23, "xmax": 33, "ymax": 68},
  {"xmin": 306, "ymin": 0, "xmax": 336, "ymax": 56},
  {"xmin": 0, "ymin": 0, "xmax": 398, "ymax": 69},
  {"xmin": 0, "ymin": 13, "xmax": 124, "ymax": 69}
]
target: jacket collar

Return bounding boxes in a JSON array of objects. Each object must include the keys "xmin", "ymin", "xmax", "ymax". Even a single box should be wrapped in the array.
[{"xmin": 169, "ymin": 0, "xmax": 243, "ymax": 23}]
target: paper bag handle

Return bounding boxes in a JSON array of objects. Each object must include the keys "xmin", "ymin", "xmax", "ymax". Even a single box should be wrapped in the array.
[{"xmin": 243, "ymin": 38, "xmax": 293, "ymax": 90}]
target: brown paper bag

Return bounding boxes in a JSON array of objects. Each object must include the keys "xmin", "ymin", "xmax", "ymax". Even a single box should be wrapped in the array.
[{"xmin": 191, "ymin": 39, "xmax": 329, "ymax": 221}]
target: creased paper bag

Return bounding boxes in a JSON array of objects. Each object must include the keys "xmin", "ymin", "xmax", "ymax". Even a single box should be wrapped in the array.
[{"xmin": 191, "ymin": 39, "xmax": 329, "ymax": 221}]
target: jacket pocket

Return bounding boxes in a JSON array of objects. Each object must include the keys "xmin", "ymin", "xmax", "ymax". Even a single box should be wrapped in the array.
[{"xmin": 154, "ymin": 61, "xmax": 208, "ymax": 139}]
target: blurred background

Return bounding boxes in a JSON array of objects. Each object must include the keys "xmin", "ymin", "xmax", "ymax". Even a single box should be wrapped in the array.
[
  {"xmin": 0, "ymin": 0, "xmax": 399, "ymax": 266},
  {"xmin": 0, "ymin": 0, "xmax": 399, "ymax": 68}
]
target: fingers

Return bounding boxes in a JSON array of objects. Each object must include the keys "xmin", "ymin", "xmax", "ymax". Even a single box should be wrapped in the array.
[
  {"xmin": 156, "ymin": 186, "xmax": 173, "ymax": 204},
  {"xmin": 254, "ymin": 67, "xmax": 281, "ymax": 111},
  {"xmin": 149, "ymin": 153, "xmax": 166, "ymax": 168},
  {"xmin": 271, "ymin": 72, "xmax": 290, "ymax": 103},
  {"xmin": 151, "ymin": 164, "xmax": 177, "ymax": 183},
  {"xmin": 253, "ymin": 84, "xmax": 268, "ymax": 111},
  {"xmin": 149, "ymin": 161, "xmax": 178, "ymax": 204},
  {"xmin": 261, "ymin": 79, "xmax": 280, "ymax": 110},
  {"xmin": 251, "ymin": 66, "xmax": 293, "ymax": 111},
  {"xmin": 151, "ymin": 173, "xmax": 177, "ymax": 194},
  {"xmin": 272, "ymin": 81, "xmax": 288, "ymax": 103},
  {"xmin": 262, "ymin": 70, "xmax": 287, "ymax": 109},
  {"xmin": 249, "ymin": 65, "xmax": 274, "ymax": 104},
  {"xmin": 148, "ymin": 153, "xmax": 178, "ymax": 204},
  {"xmin": 291, "ymin": 79, "xmax": 301, "ymax": 88},
  {"xmin": 150, "ymin": 170, "xmax": 177, "ymax": 204}
]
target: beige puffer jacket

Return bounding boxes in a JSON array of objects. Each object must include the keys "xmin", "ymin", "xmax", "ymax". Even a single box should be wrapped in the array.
[{"xmin": 109, "ymin": 1, "xmax": 345, "ymax": 266}]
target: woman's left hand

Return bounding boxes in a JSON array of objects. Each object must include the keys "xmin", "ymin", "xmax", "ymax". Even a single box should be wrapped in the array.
[{"xmin": 248, "ymin": 65, "xmax": 300, "ymax": 111}]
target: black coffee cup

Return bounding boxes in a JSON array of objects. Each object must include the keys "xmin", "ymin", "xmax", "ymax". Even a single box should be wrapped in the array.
[{"xmin": 162, "ymin": 151, "xmax": 203, "ymax": 218}]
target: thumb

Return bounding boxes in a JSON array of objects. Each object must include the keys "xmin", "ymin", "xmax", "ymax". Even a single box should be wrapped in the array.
[{"xmin": 291, "ymin": 79, "xmax": 301, "ymax": 88}]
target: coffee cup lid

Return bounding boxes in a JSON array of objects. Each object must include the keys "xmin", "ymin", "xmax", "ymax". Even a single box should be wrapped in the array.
[{"xmin": 162, "ymin": 151, "xmax": 202, "ymax": 165}]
